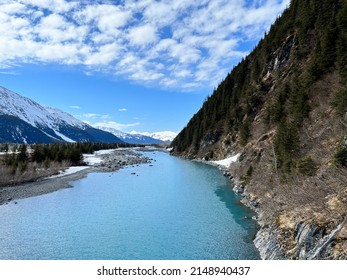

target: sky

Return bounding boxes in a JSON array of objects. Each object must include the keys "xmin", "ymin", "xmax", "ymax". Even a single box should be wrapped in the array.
[{"xmin": 0, "ymin": 0, "xmax": 290, "ymax": 135}]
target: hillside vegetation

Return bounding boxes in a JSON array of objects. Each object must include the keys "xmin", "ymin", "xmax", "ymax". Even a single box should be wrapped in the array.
[{"xmin": 172, "ymin": 0, "xmax": 347, "ymax": 259}]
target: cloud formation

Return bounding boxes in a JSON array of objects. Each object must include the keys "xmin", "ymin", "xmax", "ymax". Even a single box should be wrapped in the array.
[
  {"xmin": 0, "ymin": 0, "xmax": 290, "ymax": 89},
  {"xmin": 93, "ymin": 121, "xmax": 141, "ymax": 131},
  {"xmin": 82, "ymin": 113, "xmax": 110, "ymax": 119},
  {"xmin": 69, "ymin": 105, "xmax": 81, "ymax": 109}
]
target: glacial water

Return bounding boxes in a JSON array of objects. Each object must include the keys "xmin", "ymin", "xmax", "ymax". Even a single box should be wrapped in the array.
[{"xmin": 0, "ymin": 150, "xmax": 260, "ymax": 260}]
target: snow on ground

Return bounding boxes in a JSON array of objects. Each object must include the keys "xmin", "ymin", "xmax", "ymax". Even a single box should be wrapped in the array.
[
  {"xmin": 83, "ymin": 149, "xmax": 118, "ymax": 165},
  {"xmin": 83, "ymin": 153, "xmax": 103, "ymax": 165},
  {"xmin": 49, "ymin": 166, "xmax": 89, "ymax": 179},
  {"xmin": 0, "ymin": 151, "xmax": 19, "ymax": 155},
  {"xmin": 49, "ymin": 150, "xmax": 115, "ymax": 179},
  {"xmin": 94, "ymin": 149, "xmax": 117, "ymax": 155},
  {"xmin": 211, "ymin": 153, "xmax": 240, "ymax": 168}
]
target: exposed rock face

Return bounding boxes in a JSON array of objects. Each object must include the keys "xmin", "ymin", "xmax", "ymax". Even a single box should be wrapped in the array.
[
  {"xmin": 274, "ymin": 35, "xmax": 295, "ymax": 71},
  {"xmin": 293, "ymin": 219, "xmax": 347, "ymax": 260},
  {"xmin": 254, "ymin": 218, "xmax": 347, "ymax": 260},
  {"xmin": 254, "ymin": 226, "xmax": 286, "ymax": 259},
  {"xmin": 234, "ymin": 180, "xmax": 347, "ymax": 260}
]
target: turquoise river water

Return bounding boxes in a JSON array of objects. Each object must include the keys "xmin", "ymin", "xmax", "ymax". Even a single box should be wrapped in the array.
[{"xmin": 0, "ymin": 150, "xmax": 260, "ymax": 259}]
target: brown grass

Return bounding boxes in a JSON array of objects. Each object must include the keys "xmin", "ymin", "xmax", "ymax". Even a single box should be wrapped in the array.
[{"xmin": 0, "ymin": 160, "xmax": 70, "ymax": 187}]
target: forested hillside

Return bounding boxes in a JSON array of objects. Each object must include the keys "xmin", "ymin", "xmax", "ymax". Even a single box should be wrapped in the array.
[
  {"xmin": 172, "ymin": 0, "xmax": 346, "ymax": 164},
  {"xmin": 172, "ymin": 0, "xmax": 347, "ymax": 259}
]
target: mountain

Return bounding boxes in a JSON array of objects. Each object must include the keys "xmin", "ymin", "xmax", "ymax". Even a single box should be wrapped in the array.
[
  {"xmin": 171, "ymin": 0, "xmax": 347, "ymax": 260},
  {"xmin": 129, "ymin": 131, "xmax": 177, "ymax": 142},
  {"xmin": 95, "ymin": 126, "xmax": 164, "ymax": 145},
  {"xmin": 0, "ymin": 86, "xmax": 123, "ymax": 144}
]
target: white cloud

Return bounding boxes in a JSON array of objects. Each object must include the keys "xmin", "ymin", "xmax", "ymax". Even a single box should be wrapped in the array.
[
  {"xmin": 93, "ymin": 121, "xmax": 141, "ymax": 131},
  {"xmin": 82, "ymin": 113, "xmax": 110, "ymax": 119},
  {"xmin": 75, "ymin": 4, "xmax": 131, "ymax": 35},
  {"xmin": 174, "ymin": 69, "xmax": 191, "ymax": 78},
  {"xmin": 169, "ymin": 43, "xmax": 201, "ymax": 64},
  {"xmin": 1, "ymin": 2, "xmax": 27, "ymax": 14},
  {"xmin": 19, "ymin": 0, "xmax": 77, "ymax": 13},
  {"xmin": 35, "ymin": 43, "xmax": 82, "ymax": 64},
  {"xmin": 118, "ymin": 108, "xmax": 127, "ymax": 112},
  {"xmin": 84, "ymin": 42, "xmax": 122, "ymax": 65},
  {"xmin": 69, "ymin": 105, "xmax": 81, "ymax": 109},
  {"xmin": 128, "ymin": 24, "xmax": 158, "ymax": 46},
  {"xmin": 0, "ymin": 0, "xmax": 290, "ymax": 90}
]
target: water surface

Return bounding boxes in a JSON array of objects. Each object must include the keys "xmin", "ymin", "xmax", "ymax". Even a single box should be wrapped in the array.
[{"xmin": 0, "ymin": 150, "xmax": 259, "ymax": 259}]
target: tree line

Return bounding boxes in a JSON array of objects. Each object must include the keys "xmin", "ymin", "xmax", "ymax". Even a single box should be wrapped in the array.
[{"xmin": 0, "ymin": 142, "xmax": 134, "ymax": 173}]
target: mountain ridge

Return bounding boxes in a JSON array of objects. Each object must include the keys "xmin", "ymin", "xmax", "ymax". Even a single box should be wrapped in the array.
[
  {"xmin": 94, "ymin": 126, "xmax": 166, "ymax": 145},
  {"xmin": 0, "ymin": 86, "xmax": 123, "ymax": 144},
  {"xmin": 129, "ymin": 130, "xmax": 177, "ymax": 142}
]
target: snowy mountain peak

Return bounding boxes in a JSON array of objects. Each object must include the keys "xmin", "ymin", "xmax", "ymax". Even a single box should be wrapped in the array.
[
  {"xmin": 45, "ymin": 106, "xmax": 87, "ymax": 129},
  {"xmin": 95, "ymin": 125, "xmax": 165, "ymax": 145},
  {"xmin": 0, "ymin": 86, "xmax": 122, "ymax": 144},
  {"xmin": 0, "ymin": 86, "xmax": 55, "ymax": 128},
  {"xmin": 129, "ymin": 130, "xmax": 177, "ymax": 142}
]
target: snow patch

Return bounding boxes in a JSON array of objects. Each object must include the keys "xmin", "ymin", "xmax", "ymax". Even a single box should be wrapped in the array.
[
  {"xmin": 94, "ymin": 149, "xmax": 117, "ymax": 155},
  {"xmin": 48, "ymin": 149, "xmax": 117, "ymax": 179},
  {"xmin": 49, "ymin": 166, "xmax": 89, "ymax": 179},
  {"xmin": 83, "ymin": 149, "xmax": 116, "ymax": 166},
  {"xmin": 83, "ymin": 154, "xmax": 102, "ymax": 166},
  {"xmin": 211, "ymin": 153, "xmax": 240, "ymax": 168},
  {"xmin": 54, "ymin": 130, "xmax": 76, "ymax": 143}
]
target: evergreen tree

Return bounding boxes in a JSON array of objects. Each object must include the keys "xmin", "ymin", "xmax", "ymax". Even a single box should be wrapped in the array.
[{"xmin": 17, "ymin": 144, "xmax": 28, "ymax": 163}]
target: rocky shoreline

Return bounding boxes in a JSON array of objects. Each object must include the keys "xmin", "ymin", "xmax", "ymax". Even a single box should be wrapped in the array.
[
  {"xmin": 196, "ymin": 156, "xmax": 347, "ymax": 260},
  {"xmin": 0, "ymin": 148, "xmax": 152, "ymax": 205},
  {"xmin": 232, "ymin": 178, "xmax": 347, "ymax": 260},
  {"xmin": 232, "ymin": 182, "xmax": 287, "ymax": 259}
]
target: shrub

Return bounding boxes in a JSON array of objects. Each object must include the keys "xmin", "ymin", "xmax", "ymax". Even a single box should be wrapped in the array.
[
  {"xmin": 246, "ymin": 165, "xmax": 254, "ymax": 177},
  {"xmin": 332, "ymin": 87, "xmax": 347, "ymax": 116},
  {"xmin": 295, "ymin": 156, "xmax": 317, "ymax": 176},
  {"xmin": 334, "ymin": 143, "xmax": 347, "ymax": 167}
]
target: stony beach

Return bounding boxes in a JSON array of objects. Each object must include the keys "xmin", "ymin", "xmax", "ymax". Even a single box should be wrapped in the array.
[{"xmin": 0, "ymin": 148, "xmax": 152, "ymax": 205}]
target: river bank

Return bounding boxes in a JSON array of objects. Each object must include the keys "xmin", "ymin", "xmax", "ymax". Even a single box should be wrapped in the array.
[
  {"xmin": 184, "ymin": 151, "xmax": 347, "ymax": 260},
  {"xmin": 0, "ymin": 148, "xmax": 152, "ymax": 205}
]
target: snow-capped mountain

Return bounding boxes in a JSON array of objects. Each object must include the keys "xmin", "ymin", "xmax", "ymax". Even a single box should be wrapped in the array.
[
  {"xmin": 95, "ymin": 126, "xmax": 164, "ymax": 145},
  {"xmin": 0, "ymin": 86, "xmax": 123, "ymax": 144},
  {"xmin": 129, "ymin": 131, "xmax": 177, "ymax": 142}
]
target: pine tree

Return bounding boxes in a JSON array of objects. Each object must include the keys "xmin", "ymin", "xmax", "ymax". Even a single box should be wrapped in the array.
[{"xmin": 17, "ymin": 144, "xmax": 28, "ymax": 163}]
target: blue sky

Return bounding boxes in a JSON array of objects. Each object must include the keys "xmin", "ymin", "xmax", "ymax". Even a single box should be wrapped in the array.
[{"xmin": 0, "ymin": 0, "xmax": 289, "ymax": 135}]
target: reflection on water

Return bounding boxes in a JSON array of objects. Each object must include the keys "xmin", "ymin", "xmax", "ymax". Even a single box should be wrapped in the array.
[{"xmin": 214, "ymin": 186, "xmax": 259, "ymax": 243}]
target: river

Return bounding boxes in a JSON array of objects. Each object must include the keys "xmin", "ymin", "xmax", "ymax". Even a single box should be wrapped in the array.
[{"xmin": 0, "ymin": 149, "xmax": 260, "ymax": 259}]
